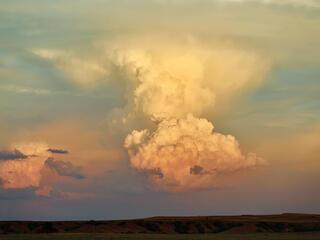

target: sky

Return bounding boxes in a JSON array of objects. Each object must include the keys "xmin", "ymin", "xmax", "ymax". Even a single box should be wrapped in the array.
[{"xmin": 0, "ymin": 0, "xmax": 320, "ymax": 220}]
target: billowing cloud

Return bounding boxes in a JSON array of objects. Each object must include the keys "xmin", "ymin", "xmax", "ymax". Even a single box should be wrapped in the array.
[
  {"xmin": 47, "ymin": 148, "xmax": 69, "ymax": 154},
  {"xmin": 45, "ymin": 157, "xmax": 85, "ymax": 179},
  {"xmin": 33, "ymin": 37, "xmax": 270, "ymax": 191},
  {"xmin": 0, "ymin": 149, "xmax": 27, "ymax": 161},
  {"xmin": 0, "ymin": 142, "xmax": 84, "ymax": 198},
  {"xmin": 109, "ymin": 40, "xmax": 269, "ymax": 120},
  {"xmin": 114, "ymin": 40, "xmax": 269, "ymax": 191},
  {"xmin": 125, "ymin": 114, "xmax": 266, "ymax": 191},
  {"xmin": 0, "ymin": 142, "xmax": 50, "ymax": 189}
]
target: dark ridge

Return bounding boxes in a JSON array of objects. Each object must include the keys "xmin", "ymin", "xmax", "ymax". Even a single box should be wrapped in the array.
[{"xmin": 1, "ymin": 214, "xmax": 320, "ymax": 234}]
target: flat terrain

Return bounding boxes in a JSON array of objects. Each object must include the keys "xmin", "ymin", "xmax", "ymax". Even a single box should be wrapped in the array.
[
  {"xmin": 1, "ymin": 214, "xmax": 320, "ymax": 238},
  {"xmin": 1, "ymin": 232, "xmax": 320, "ymax": 240}
]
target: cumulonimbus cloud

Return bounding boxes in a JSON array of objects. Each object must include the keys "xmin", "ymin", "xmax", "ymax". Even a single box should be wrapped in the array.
[
  {"xmin": 106, "ymin": 40, "xmax": 269, "ymax": 191},
  {"xmin": 113, "ymin": 40, "xmax": 270, "ymax": 191},
  {"xmin": 33, "ymin": 37, "xmax": 270, "ymax": 191}
]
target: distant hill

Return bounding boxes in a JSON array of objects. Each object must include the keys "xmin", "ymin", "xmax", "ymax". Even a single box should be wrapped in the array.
[{"xmin": 1, "ymin": 213, "xmax": 320, "ymax": 234}]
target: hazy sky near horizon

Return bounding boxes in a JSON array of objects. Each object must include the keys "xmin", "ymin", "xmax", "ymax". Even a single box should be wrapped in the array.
[{"xmin": 0, "ymin": 0, "xmax": 320, "ymax": 220}]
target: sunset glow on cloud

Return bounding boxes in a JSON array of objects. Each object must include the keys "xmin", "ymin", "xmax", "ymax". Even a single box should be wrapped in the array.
[
  {"xmin": 0, "ymin": 0, "xmax": 319, "ymax": 220},
  {"xmin": 0, "ymin": 142, "xmax": 50, "ymax": 189},
  {"xmin": 125, "ymin": 114, "xmax": 266, "ymax": 191},
  {"xmin": 33, "ymin": 38, "xmax": 270, "ymax": 191}
]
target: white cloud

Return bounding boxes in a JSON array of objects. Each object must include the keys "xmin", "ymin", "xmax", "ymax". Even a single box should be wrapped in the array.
[
  {"xmin": 214, "ymin": 0, "xmax": 319, "ymax": 8},
  {"xmin": 0, "ymin": 85, "xmax": 51, "ymax": 95},
  {"xmin": 31, "ymin": 35, "xmax": 271, "ymax": 192},
  {"xmin": 32, "ymin": 49, "xmax": 109, "ymax": 89}
]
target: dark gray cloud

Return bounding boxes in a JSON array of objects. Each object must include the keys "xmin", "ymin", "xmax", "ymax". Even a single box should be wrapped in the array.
[
  {"xmin": 190, "ymin": 165, "xmax": 203, "ymax": 175},
  {"xmin": 189, "ymin": 165, "xmax": 212, "ymax": 176},
  {"xmin": 45, "ymin": 158, "xmax": 85, "ymax": 179},
  {"xmin": 140, "ymin": 168, "xmax": 163, "ymax": 179},
  {"xmin": 0, "ymin": 184, "xmax": 37, "ymax": 200},
  {"xmin": 0, "ymin": 149, "xmax": 27, "ymax": 161},
  {"xmin": 47, "ymin": 148, "xmax": 69, "ymax": 154}
]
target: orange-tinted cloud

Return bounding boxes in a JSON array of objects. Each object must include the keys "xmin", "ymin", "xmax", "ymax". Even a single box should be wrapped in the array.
[
  {"xmin": 125, "ymin": 114, "xmax": 266, "ymax": 191},
  {"xmin": 0, "ymin": 142, "xmax": 50, "ymax": 189},
  {"xmin": 33, "ymin": 37, "xmax": 270, "ymax": 191},
  {"xmin": 114, "ymin": 39, "xmax": 269, "ymax": 191}
]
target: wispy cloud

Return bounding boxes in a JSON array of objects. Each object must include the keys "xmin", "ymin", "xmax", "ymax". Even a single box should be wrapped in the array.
[
  {"xmin": 0, "ymin": 85, "xmax": 51, "ymax": 95},
  {"xmin": 217, "ymin": 0, "xmax": 320, "ymax": 8},
  {"xmin": 0, "ymin": 84, "xmax": 111, "ymax": 100}
]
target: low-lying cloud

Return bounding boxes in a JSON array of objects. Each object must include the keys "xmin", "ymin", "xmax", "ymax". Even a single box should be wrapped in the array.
[
  {"xmin": 0, "ymin": 142, "xmax": 51, "ymax": 189},
  {"xmin": 0, "ymin": 142, "xmax": 84, "ymax": 197},
  {"xmin": 0, "ymin": 149, "xmax": 27, "ymax": 161},
  {"xmin": 45, "ymin": 158, "xmax": 85, "ymax": 179}
]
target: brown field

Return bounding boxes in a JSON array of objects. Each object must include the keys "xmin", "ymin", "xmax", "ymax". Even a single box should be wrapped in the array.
[
  {"xmin": 1, "ymin": 232, "xmax": 320, "ymax": 240},
  {"xmin": 1, "ymin": 213, "xmax": 320, "ymax": 235}
]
